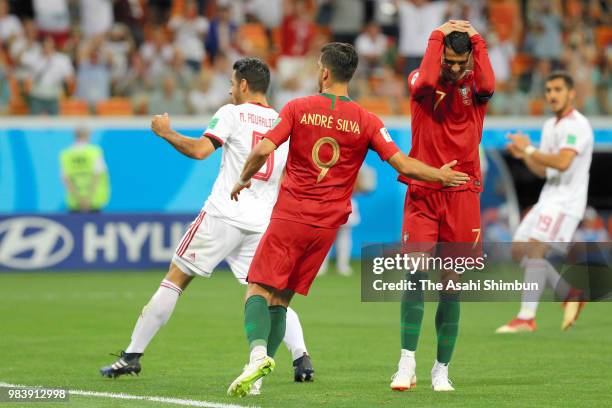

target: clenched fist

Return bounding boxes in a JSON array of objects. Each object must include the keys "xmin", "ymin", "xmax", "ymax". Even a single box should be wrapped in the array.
[{"xmin": 151, "ymin": 112, "xmax": 172, "ymax": 138}]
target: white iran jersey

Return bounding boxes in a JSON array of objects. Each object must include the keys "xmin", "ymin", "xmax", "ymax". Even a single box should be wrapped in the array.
[
  {"xmin": 202, "ymin": 102, "xmax": 288, "ymax": 232},
  {"xmin": 537, "ymin": 109, "xmax": 593, "ymax": 219}
]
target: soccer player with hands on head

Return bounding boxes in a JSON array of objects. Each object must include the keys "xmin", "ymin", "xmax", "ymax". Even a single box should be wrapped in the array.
[
  {"xmin": 498, "ymin": 71, "xmax": 593, "ymax": 334},
  {"xmin": 227, "ymin": 42, "xmax": 468, "ymax": 397},
  {"xmin": 100, "ymin": 58, "xmax": 315, "ymax": 393},
  {"xmin": 391, "ymin": 19, "xmax": 494, "ymax": 392}
]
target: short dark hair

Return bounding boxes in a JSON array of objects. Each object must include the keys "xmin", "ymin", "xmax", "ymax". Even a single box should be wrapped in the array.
[
  {"xmin": 320, "ymin": 42, "xmax": 358, "ymax": 83},
  {"xmin": 444, "ymin": 31, "xmax": 472, "ymax": 54},
  {"xmin": 233, "ymin": 57, "xmax": 270, "ymax": 94},
  {"xmin": 545, "ymin": 71, "xmax": 574, "ymax": 89}
]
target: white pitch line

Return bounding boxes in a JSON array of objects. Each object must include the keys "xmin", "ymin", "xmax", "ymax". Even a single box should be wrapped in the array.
[{"xmin": 0, "ymin": 382, "xmax": 259, "ymax": 408}]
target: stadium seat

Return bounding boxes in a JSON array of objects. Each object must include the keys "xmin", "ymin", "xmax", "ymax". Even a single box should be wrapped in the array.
[
  {"xmin": 528, "ymin": 99, "xmax": 546, "ymax": 116},
  {"xmin": 358, "ymin": 97, "xmax": 394, "ymax": 116},
  {"xmin": 238, "ymin": 23, "xmax": 269, "ymax": 51},
  {"xmin": 399, "ymin": 98, "xmax": 411, "ymax": 116},
  {"xmin": 8, "ymin": 77, "xmax": 28, "ymax": 115},
  {"xmin": 594, "ymin": 26, "xmax": 612, "ymax": 50},
  {"xmin": 511, "ymin": 53, "xmax": 534, "ymax": 76},
  {"xmin": 60, "ymin": 98, "xmax": 90, "ymax": 116},
  {"xmin": 95, "ymin": 98, "xmax": 134, "ymax": 116}
]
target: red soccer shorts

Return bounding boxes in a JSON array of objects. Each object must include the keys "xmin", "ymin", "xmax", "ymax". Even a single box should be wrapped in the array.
[
  {"xmin": 402, "ymin": 185, "xmax": 482, "ymax": 245},
  {"xmin": 247, "ymin": 218, "xmax": 338, "ymax": 295}
]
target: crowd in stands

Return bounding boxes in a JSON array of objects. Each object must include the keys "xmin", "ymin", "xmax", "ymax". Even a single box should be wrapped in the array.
[{"xmin": 0, "ymin": 0, "xmax": 609, "ymax": 117}]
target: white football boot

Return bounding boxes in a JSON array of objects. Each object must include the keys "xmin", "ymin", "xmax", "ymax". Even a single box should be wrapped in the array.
[
  {"xmin": 431, "ymin": 361, "xmax": 454, "ymax": 391},
  {"xmin": 390, "ymin": 355, "xmax": 417, "ymax": 391}
]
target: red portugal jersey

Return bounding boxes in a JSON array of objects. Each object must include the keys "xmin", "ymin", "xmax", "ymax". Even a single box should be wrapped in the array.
[
  {"xmin": 398, "ymin": 31, "xmax": 495, "ymax": 192},
  {"xmin": 264, "ymin": 93, "xmax": 400, "ymax": 228}
]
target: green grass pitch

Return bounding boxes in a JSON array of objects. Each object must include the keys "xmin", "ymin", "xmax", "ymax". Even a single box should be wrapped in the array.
[{"xmin": 0, "ymin": 267, "xmax": 610, "ymax": 407}]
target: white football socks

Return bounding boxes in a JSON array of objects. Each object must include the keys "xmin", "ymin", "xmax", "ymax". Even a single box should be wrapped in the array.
[
  {"xmin": 283, "ymin": 307, "xmax": 308, "ymax": 360},
  {"xmin": 125, "ymin": 279, "xmax": 182, "ymax": 353},
  {"xmin": 335, "ymin": 225, "xmax": 352, "ymax": 273},
  {"xmin": 518, "ymin": 258, "xmax": 548, "ymax": 320}
]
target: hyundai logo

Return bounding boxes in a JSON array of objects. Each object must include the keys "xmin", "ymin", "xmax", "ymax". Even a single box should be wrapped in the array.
[{"xmin": 0, "ymin": 217, "xmax": 74, "ymax": 269}]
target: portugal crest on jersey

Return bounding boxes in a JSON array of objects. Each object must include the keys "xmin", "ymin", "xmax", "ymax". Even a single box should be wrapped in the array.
[{"xmin": 459, "ymin": 86, "xmax": 472, "ymax": 106}]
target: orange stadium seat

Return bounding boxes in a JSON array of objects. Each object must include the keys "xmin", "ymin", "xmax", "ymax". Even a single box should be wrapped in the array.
[
  {"xmin": 594, "ymin": 26, "xmax": 612, "ymax": 50},
  {"xmin": 7, "ymin": 76, "xmax": 28, "ymax": 115},
  {"xmin": 358, "ymin": 97, "xmax": 394, "ymax": 116},
  {"xmin": 238, "ymin": 23, "xmax": 269, "ymax": 50},
  {"xmin": 399, "ymin": 98, "xmax": 411, "ymax": 116},
  {"xmin": 95, "ymin": 98, "xmax": 134, "ymax": 116},
  {"xmin": 511, "ymin": 53, "xmax": 534, "ymax": 76},
  {"xmin": 528, "ymin": 99, "xmax": 546, "ymax": 116},
  {"xmin": 60, "ymin": 98, "xmax": 90, "ymax": 116}
]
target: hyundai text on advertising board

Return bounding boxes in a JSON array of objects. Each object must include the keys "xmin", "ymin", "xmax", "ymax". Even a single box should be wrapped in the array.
[{"xmin": 0, "ymin": 214, "xmax": 194, "ymax": 270}]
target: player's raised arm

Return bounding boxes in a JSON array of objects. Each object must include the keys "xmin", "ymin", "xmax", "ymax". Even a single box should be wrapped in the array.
[
  {"xmin": 466, "ymin": 23, "xmax": 495, "ymax": 100},
  {"xmin": 507, "ymin": 131, "xmax": 577, "ymax": 172},
  {"xmin": 387, "ymin": 152, "xmax": 469, "ymax": 187},
  {"xmin": 151, "ymin": 113, "xmax": 217, "ymax": 160},
  {"xmin": 409, "ymin": 20, "xmax": 469, "ymax": 97}
]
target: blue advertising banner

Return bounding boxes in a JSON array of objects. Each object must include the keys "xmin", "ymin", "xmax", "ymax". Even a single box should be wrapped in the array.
[{"xmin": 0, "ymin": 214, "xmax": 196, "ymax": 271}]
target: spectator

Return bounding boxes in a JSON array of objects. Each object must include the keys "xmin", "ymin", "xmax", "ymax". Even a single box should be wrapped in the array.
[
  {"xmin": 488, "ymin": 32, "xmax": 515, "ymax": 86},
  {"xmin": 114, "ymin": 52, "xmax": 148, "ymax": 114},
  {"xmin": 529, "ymin": 58, "xmax": 552, "ymax": 98},
  {"xmin": 188, "ymin": 61, "xmax": 231, "ymax": 115},
  {"xmin": 9, "ymin": 18, "xmax": 41, "ymax": 80},
  {"xmin": 32, "ymin": 0, "xmax": 70, "ymax": 48},
  {"xmin": 148, "ymin": 74, "xmax": 187, "ymax": 115},
  {"xmin": 168, "ymin": 0, "xmax": 208, "ymax": 72},
  {"xmin": 104, "ymin": 23, "xmax": 135, "ymax": 95},
  {"xmin": 59, "ymin": 127, "xmax": 110, "ymax": 213},
  {"xmin": 188, "ymin": 70, "xmax": 216, "ymax": 115},
  {"xmin": 23, "ymin": 36, "xmax": 74, "ymax": 115},
  {"xmin": 79, "ymin": 0, "xmax": 114, "ymax": 39},
  {"xmin": 562, "ymin": 28, "xmax": 597, "ymax": 112},
  {"xmin": 355, "ymin": 22, "xmax": 389, "ymax": 77},
  {"xmin": 447, "ymin": 0, "xmax": 487, "ymax": 34},
  {"xmin": 277, "ymin": 0, "xmax": 316, "ymax": 85},
  {"xmin": 162, "ymin": 51, "xmax": 195, "ymax": 93},
  {"xmin": 329, "ymin": 0, "xmax": 366, "ymax": 44},
  {"xmin": 139, "ymin": 26, "xmax": 176, "ymax": 79},
  {"xmin": 205, "ymin": 5, "xmax": 238, "ymax": 63},
  {"xmin": 489, "ymin": 77, "xmax": 529, "ymax": 116},
  {"xmin": 593, "ymin": 49, "xmax": 610, "ymax": 115},
  {"xmin": 192, "ymin": 51, "xmax": 231, "ymax": 110},
  {"xmin": 525, "ymin": 1, "xmax": 563, "ymax": 66},
  {"xmin": 245, "ymin": 0, "xmax": 282, "ymax": 30},
  {"xmin": 113, "ymin": 0, "xmax": 145, "ymax": 45},
  {"xmin": 280, "ymin": 0, "xmax": 315, "ymax": 58},
  {"xmin": 370, "ymin": 64, "xmax": 405, "ymax": 112},
  {"xmin": 273, "ymin": 31, "xmax": 321, "ymax": 108},
  {"xmin": 397, "ymin": 0, "xmax": 449, "ymax": 77},
  {"xmin": 76, "ymin": 35, "xmax": 111, "ymax": 107},
  {"xmin": 0, "ymin": 0, "xmax": 23, "ymax": 46}
]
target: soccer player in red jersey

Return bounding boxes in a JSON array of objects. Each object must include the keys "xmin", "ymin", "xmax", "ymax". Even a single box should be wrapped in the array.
[
  {"xmin": 391, "ymin": 20, "xmax": 495, "ymax": 392},
  {"xmin": 226, "ymin": 42, "xmax": 470, "ymax": 397}
]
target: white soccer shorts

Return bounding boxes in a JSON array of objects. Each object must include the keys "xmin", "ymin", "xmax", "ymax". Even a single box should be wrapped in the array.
[
  {"xmin": 513, "ymin": 202, "xmax": 580, "ymax": 253},
  {"xmin": 171, "ymin": 211, "xmax": 263, "ymax": 283}
]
